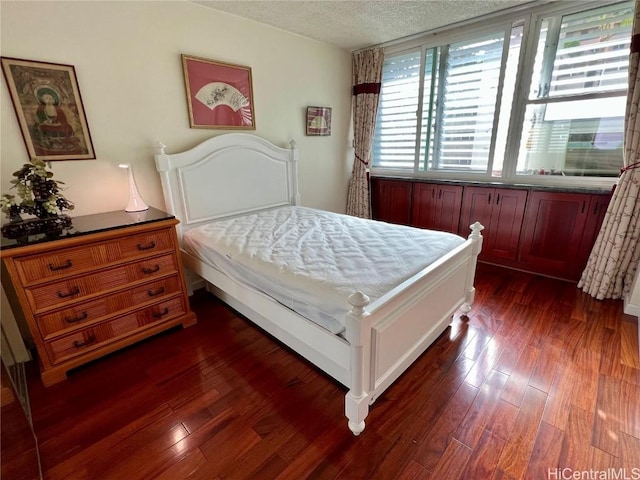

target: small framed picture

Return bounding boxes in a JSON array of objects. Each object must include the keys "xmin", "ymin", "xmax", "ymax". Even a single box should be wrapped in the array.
[
  {"xmin": 182, "ymin": 54, "xmax": 255, "ymax": 129},
  {"xmin": 306, "ymin": 106, "xmax": 331, "ymax": 136},
  {"xmin": 1, "ymin": 57, "xmax": 95, "ymax": 161}
]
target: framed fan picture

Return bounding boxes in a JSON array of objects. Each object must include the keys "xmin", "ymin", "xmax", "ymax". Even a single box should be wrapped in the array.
[
  {"xmin": 1, "ymin": 57, "xmax": 96, "ymax": 161},
  {"xmin": 181, "ymin": 54, "xmax": 255, "ymax": 129}
]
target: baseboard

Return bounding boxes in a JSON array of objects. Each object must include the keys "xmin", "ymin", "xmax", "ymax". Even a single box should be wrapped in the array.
[
  {"xmin": 184, "ymin": 269, "xmax": 206, "ymax": 296},
  {"xmin": 623, "ymin": 297, "xmax": 640, "ymax": 318},
  {"xmin": 190, "ymin": 278, "xmax": 206, "ymax": 292}
]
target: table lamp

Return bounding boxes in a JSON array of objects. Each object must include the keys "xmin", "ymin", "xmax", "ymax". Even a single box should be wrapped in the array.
[{"xmin": 119, "ymin": 164, "xmax": 149, "ymax": 212}]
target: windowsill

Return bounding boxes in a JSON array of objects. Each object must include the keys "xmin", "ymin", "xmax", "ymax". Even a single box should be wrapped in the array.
[{"xmin": 370, "ymin": 172, "xmax": 614, "ymax": 195}]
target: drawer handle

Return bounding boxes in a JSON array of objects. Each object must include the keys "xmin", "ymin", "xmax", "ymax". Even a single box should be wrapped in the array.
[
  {"xmin": 65, "ymin": 311, "xmax": 88, "ymax": 324},
  {"xmin": 57, "ymin": 287, "xmax": 80, "ymax": 298},
  {"xmin": 48, "ymin": 260, "xmax": 73, "ymax": 271},
  {"xmin": 137, "ymin": 241, "xmax": 156, "ymax": 251},
  {"xmin": 142, "ymin": 264, "xmax": 160, "ymax": 275},
  {"xmin": 72, "ymin": 335, "xmax": 95, "ymax": 349},
  {"xmin": 147, "ymin": 287, "xmax": 165, "ymax": 297},
  {"xmin": 152, "ymin": 307, "xmax": 170, "ymax": 319}
]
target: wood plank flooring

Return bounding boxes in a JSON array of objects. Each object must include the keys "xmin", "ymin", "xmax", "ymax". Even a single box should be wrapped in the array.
[{"xmin": 21, "ymin": 264, "xmax": 640, "ymax": 479}]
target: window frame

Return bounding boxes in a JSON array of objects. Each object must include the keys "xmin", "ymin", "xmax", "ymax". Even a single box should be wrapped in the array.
[{"xmin": 370, "ymin": 0, "xmax": 632, "ymax": 189}]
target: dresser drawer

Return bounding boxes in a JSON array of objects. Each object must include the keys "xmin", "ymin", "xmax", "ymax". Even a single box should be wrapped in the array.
[
  {"xmin": 45, "ymin": 296, "xmax": 187, "ymax": 365},
  {"xmin": 14, "ymin": 229, "xmax": 175, "ymax": 286},
  {"xmin": 25, "ymin": 253, "xmax": 179, "ymax": 312},
  {"xmin": 35, "ymin": 275, "xmax": 184, "ymax": 338}
]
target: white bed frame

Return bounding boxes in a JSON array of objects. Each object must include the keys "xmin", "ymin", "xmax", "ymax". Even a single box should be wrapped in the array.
[{"xmin": 154, "ymin": 133, "xmax": 483, "ymax": 435}]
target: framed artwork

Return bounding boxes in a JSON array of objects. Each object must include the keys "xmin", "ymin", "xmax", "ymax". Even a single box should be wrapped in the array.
[
  {"xmin": 1, "ymin": 57, "xmax": 95, "ymax": 161},
  {"xmin": 306, "ymin": 106, "xmax": 331, "ymax": 136},
  {"xmin": 181, "ymin": 54, "xmax": 255, "ymax": 129}
]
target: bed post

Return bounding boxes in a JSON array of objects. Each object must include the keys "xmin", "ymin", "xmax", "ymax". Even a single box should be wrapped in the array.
[
  {"xmin": 345, "ymin": 291, "xmax": 371, "ymax": 435},
  {"xmin": 460, "ymin": 222, "xmax": 484, "ymax": 313},
  {"xmin": 154, "ymin": 140, "xmax": 199, "ymax": 295},
  {"xmin": 154, "ymin": 141, "xmax": 177, "ymax": 218},
  {"xmin": 289, "ymin": 139, "xmax": 301, "ymax": 206}
]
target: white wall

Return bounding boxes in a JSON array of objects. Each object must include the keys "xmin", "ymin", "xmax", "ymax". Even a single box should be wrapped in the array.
[
  {"xmin": 0, "ymin": 1, "xmax": 353, "ymax": 217},
  {"xmin": 624, "ymin": 266, "xmax": 640, "ymax": 318}
]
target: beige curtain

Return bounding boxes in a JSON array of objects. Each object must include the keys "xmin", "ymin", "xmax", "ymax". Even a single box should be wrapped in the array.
[
  {"xmin": 578, "ymin": 0, "xmax": 640, "ymax": 300},
  {"xmin": 346, "ymin": 48, "xmax": 383, "ymax": 218}
]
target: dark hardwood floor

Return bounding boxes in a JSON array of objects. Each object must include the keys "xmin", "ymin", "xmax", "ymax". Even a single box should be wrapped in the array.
[{"xmin": 21, "ymin": 263, "xmax": 640, "ymax": 479}]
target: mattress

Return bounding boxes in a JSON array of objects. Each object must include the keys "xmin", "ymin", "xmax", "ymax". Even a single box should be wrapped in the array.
[{"xmin": 182, "ymin": 206, "xmax": 465, "ymax": 335}]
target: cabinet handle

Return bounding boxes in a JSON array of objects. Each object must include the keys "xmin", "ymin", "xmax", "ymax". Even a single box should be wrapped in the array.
[
  {"xmin": 496, "ymin": 194, "xmax": 500, "ymax": 205},
  {"xmin": 152, "ymin": 307, "xmax": 170, "ymax": 319},
  {"xmin": 137, "ymin": 241, "xmax": 156, "ymax": 251},
  {"xmin": 147, "ymin": 287, "xmax": 165, "ymax": 297},
  {"xmin": 65, "ymin": 311, "xmax": 88, "ymax": 324},
  {"xmin": 72, "ymin": 334, "xmax": 95, "ymax": 349},
  {"xmin": 48, "ymin": 260, "xmax": 73, "ymax": 271},
  {"xmin": 57, "ymin": 286, "xmax": 80, "ymax": 298},
  {"xmin": 581, "ymin": 201, "xmax": 586, "ymax": 214},
  {"xmin": 431, "ymin": 189, "xmax": 435, "ymax": 199},
  {"xmin": 488, "ymin": 194, "xmax": 492, "ymax": 204},
  {"xmin": 438, "ymin": 190, "xmax": 442, "ymax": 200},
  {"xmin": 142, "ymin": 264, "xmax": 160, "ymax": 275},
  {"xmin": 592, "ymin": 203, "xmax": 599, "ymax": 215}
]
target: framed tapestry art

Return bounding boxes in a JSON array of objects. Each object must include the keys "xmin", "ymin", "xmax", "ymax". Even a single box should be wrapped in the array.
[
  {"xmin": 306, "ymin": 107, "xmax": 331, "ymax": 136},
  {"xmin": 1, "ymin": 57, "xmax": 95, "ymax": 161},
  {"xmin": 182, "ymin": 54, "xmax": 255, "ymax": 129}
]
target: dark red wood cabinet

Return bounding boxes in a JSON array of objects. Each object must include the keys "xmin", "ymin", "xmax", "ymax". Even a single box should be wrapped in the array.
[
  {"xmin": 411, "ymin": 183, "xmax": 463, "ymax": 234},
  {"xmin": 370, "ymin": 177, "xmax": 412, "ymax": 225},
  {"xmin": 578, "ymin": 194, "xmax": 610, "ymax": 271},
  {"xmin": 459, "ymin": 186, "xmax": 527, "ymax": 263},
  {"xmin": 370, "ymin": 177, "xmax": 611, "ymax": 282}
]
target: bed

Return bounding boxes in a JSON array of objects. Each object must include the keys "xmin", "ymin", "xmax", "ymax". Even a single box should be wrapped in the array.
[{"xmin": 154, "ymin": 133, "xmax": 483, "ymax": 435}]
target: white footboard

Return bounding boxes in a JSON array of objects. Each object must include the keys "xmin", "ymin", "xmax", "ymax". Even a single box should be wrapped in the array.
[{"xmin": 345, "ymin": 222, "xmax": 483, "ymax": 435}]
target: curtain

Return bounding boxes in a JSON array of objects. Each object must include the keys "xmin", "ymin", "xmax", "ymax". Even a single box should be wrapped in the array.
[
  {"xmin": 578, "ymin": 0, "xmax": 640, "ymax": 300},
  {"xmin": 346, "ymin": 48, "xmax": 383, "ymax": 218}
]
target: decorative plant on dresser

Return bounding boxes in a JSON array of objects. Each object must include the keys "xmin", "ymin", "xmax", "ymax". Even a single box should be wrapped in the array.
[
  {"xmin": 0, "ymin": 207, "xmax": 197, "ymax": 386},
  {"xmin": 0, "ymin": 157, "xmax": 74, "ymax": 239}
]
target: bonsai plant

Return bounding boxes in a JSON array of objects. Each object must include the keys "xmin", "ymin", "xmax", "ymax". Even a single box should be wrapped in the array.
[{"xmin": 0, "ymin": 158, "xmax": 74, "ymax": 238}]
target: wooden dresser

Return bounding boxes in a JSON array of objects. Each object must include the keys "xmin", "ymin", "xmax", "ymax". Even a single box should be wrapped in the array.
[{"xmin": 1, "ymin": 208, "xmax": 196, "ymax": 386}]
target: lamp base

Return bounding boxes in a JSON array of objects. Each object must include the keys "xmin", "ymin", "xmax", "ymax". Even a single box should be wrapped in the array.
[{"xmin": 124, "ymin": 202, "xmax": 149, "ymax": 212}]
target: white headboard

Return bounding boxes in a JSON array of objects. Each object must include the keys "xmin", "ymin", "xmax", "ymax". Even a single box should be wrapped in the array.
[{"xmin": 154, "ymin": 133, "xmax": 300, "ymax": 239}]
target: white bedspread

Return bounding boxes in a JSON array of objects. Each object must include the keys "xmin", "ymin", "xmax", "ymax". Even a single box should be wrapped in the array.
[{"xmin": 183, "ymin": 206, "xmax": 465, "ymax": 334}]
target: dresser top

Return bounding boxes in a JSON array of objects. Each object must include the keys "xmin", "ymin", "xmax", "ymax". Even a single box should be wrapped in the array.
[{"xmin": 1, "ymin": 207, "xmax": 175, "ymax": 251}]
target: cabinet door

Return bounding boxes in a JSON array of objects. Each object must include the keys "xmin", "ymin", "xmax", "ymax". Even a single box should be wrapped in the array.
[
  {"xmin": 370, "ymin": 178, "xmax": 413, "ymax": 225},
  {"xmin": 411, "ymin": 183, "xmax": 462, "ymax": 233},
  {"xmin": 487, "ymin": 188, "xmax": 527, "ymax": 261},
  {"xmin": 519, "ymin": 191, "xmax": 591, "ymax": 280},
  {"xmin": 411, "ymin": 183, "xmax": 438, "ymax": 229},
  {"xmin": 459, "ymin": 187, "xmax": 526, "ymax": 261},
  {"xmin": 433, "ymin": 185, "xmax": 463, "ymax": 233},
  {"xmin": 459, "ymin": 186, "xmax": 494, "ymax": 237},
  {"xmin": 577, "ymin": 193, "xmax": 611, "ymax": 275}
]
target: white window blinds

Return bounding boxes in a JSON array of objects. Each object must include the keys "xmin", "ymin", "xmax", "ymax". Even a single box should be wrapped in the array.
[{"xmin": 373, "ymin": 51, "xmax": 421, "ymax": 169}]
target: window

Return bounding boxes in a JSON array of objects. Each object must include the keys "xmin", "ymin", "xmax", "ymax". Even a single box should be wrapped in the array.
[
  {"xmin": 423, "ymin": 32, "xmax": 506, "ymax": 172},
  {"xmin": 372, "ymin": 0, "xmax": 634, "ymax": 183},
  {"xmin": 518, "ymin": 3, "xmax": 632, "ymax": 177}
]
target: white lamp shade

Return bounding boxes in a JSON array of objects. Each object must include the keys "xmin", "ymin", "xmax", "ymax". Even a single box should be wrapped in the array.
[{"xmin": 120, "ymin": 164, "xmax": 149, "ymax": 212}]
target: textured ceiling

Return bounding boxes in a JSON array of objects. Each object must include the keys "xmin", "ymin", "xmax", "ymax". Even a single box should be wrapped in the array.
[{"xmin": 192, "ymin": 0, "xmax": 538, "ymax": 51}]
